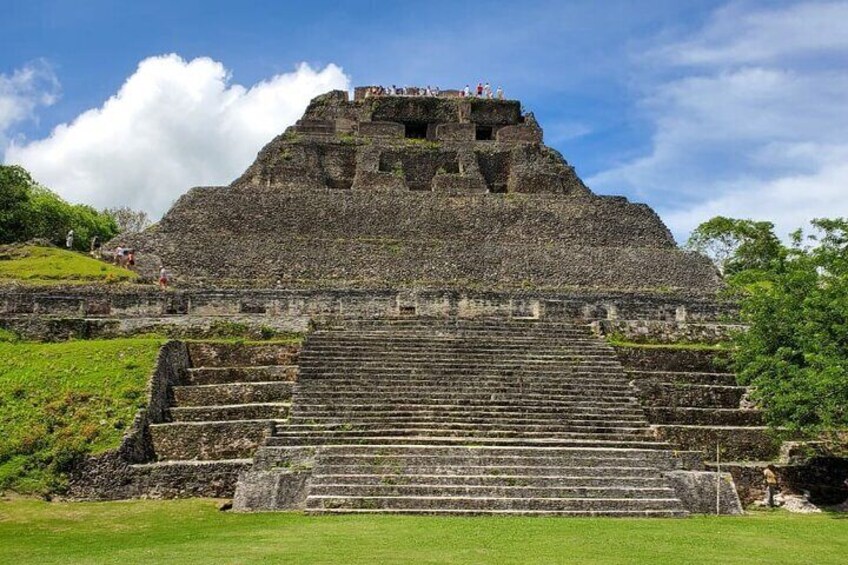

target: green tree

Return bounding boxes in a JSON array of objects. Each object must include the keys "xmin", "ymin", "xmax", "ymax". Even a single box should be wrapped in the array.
[
  {"xmin": 733, "ymin": 218, "xmax": 848, "ymax": 432},
  {"xmin": 0, "ymin": 165, "xmax": 119, "ymax": 251},
  {"xmin": 685, "ymin": 216, "xmax": 784, "ymax": 277},
  {"xmin": 0, "ymin": 165, "xmax": 35, "ymax": 244}
]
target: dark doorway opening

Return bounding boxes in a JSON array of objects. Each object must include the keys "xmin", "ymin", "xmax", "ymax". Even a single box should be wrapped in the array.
[
  {"xmin": 404, "ymin": 122, "xmax": 428, "ymax": 139},
  {"xmin": 476, "ymin": 126, "xmax": 493, "ymax": 141}
]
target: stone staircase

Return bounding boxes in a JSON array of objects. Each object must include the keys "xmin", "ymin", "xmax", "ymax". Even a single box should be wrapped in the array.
[
  {"xmin": 249, "ymin": 318, "xmax": 688, "ymax": 516},
  {"xmin": 130, "ymin": 342, "xmax": 298, "ymax": 497},
  {"xmin": 614, "ymin": 345, "xmax": 779, "ymax": 463}
]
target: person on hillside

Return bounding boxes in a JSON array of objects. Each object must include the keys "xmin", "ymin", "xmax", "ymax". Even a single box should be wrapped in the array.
[
  {"xmin": 463, "ymin": 85, "xmax": 471, "ymax": 97},
  {"xmin": 114, "ymin": 245, "xmax": 125, "ymax": 266},
  {"xmin": 484, "ymin": 82, "xmax": 492, "ymax": 98},
  {"xmin": 126, "ymin": 248, "xmax": 136, "ymax": 268},
  {"xmin": 476, "ymin": 82, "xmax": 483, "ymax": 97},
  {"xmin": 496, "ymin": 86, "xmax": 504, "ymax": 100},
  {"xmin": 158, "ymin": 266, "xmax": 169, "ymax": 290},
  {"xmin": 764, "ymin": 464, "xmax": 779, "ymax": 507},
  {"xmin": 65, "ymin": 229, "xmax": 74, "ymax": 250},
  {"xmin": 90, "ymin": 236, "xmax": 101, "ymax": 258}
]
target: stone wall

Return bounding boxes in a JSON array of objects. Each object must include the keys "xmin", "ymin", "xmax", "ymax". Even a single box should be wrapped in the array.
[
  {"xmin": 67, "ymin": 341, "xmax": 190, "ymax": 498},
  {"xmin": 0, "ymin": 287, "xmax": 737, "ymax": 341}
]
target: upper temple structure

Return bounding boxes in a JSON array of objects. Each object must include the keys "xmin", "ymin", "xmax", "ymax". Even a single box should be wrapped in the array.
[{"xmin": 125, "ymin": 89, "xmax": 720, "ymax": 293}]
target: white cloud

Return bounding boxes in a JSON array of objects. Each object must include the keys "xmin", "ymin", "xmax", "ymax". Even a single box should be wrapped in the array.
[
  {"xmin": 4, "ymin": 55, "xmax": 349, "ymax": 218},
  {"xmin": 589, "ymin": 1, "xmax": 848, "ymax": 241},
  {"xmin": 0, "ymin": 60, "xmax": 60, "ymax": 145}
]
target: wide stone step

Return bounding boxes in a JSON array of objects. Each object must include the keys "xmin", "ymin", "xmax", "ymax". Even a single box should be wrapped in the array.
[
  {"xmin": 636, "ymin": 382, "xmax": 746, "ymax": 409},
  {"xmin": 299, "ymin": 383, "xmax": 634, "ymax": 394},
  {"xmin": 297, "ymin": 373, "xmax": 629, "ymax": 383},
  {"xmin": 293, "ymin": 391, "xmax": 638, "ymax": 404},
  {"xmin": 310, "ymin": 474, "xmax": 669, "ymax": 487},
  {"xmin": 314, "ymin": 464, "xmax": 668, "ymax": 478},
  {"xmin": 172, "ymin": 381, "xmax": 293, "ymax": 407},
  {"xmin": 308, "ymin": 484, "xmax": 677, "ymax": 499},
  {"xmin": 292, "ymin": 404, "xmax": 648, "ymax": 417},
  {"xmin": 308, "ymin": 508, "xmax": 687, "ymax": 517},
  {"xmin": 127, "ymin": 458, "xmax": 252, "ymax": 498},
  {"xmin": 653, "ymin": 425, "xmax": 782, "ymax": 462},
  {"xmin": 272, "ymin": 428, "xmax": 654, "ymax": 441},
  {"xmin": 169, "ymin": 402, "xmax": 291, "ymax": 422},
  {"xmin": 299, "ymin": 357, "xmax": 622, "ymax": 366},
  {"xmin": 305, "ymin": 495, "xmax": 685, "ymax": 513},
  {"xmin": 645, "ymin": 407, "xmax": 763, "ymax": 426},
  {"xmin": 626, "ymin": 370, "xmax": 737, "ymax": 386},
  {"xmin": 267, "ymin": 435, "xmax": 671, "ymax": 449},
  {"xmin": 184, "ymin": 365, "xmax": 298, "ymax": 385},
  {"xmin": 150, "ymin": 420, "xmax": 275, "ymax": 460},
  {"xmin": 187, "ymin": 342, "xmax": 299, "ymax": 367},
  {"xmin": 305, "ymin": 343, "xmax": 612, "ymax": 352},
  {"xmin": 292, "ymin": 398, "xmax": 641, "ymax": 411},
  {"xmin": 282, "ymin": 421, "xmax": 649, "ymax": 434},
  {"xmin": 288, "ymin": 414, "xmax": 648, "ymax": 426}
]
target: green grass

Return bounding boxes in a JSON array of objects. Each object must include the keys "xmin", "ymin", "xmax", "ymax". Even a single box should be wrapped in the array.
[
  {"xmin": 0, "ymin": 499, "xmax": 845, "ymax": 564},
  {"xmin": 0, "ymin": 245, "xmax": 138, "ymax": 285},
  {"xmin": 0, "ymin": 338, "xmax": 163, "ymax": 494}
]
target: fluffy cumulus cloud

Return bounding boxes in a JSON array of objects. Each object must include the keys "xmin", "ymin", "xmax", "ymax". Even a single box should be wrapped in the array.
[
  {"xmin": 4, "ymin": 55, "xmax": 349, "ymax": 218},
  {"xmin": 0, "ymin": 60, "xmax": 60, "ymax": 145},
  {"xmin": 588, "ymin": 1, "xmax": 848, "ymax": 241}
]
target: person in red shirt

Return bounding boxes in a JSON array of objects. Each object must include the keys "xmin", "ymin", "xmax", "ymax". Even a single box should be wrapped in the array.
[{"xmin": 476, "ymin": 82, "xmax": 483, "ymax": 97}]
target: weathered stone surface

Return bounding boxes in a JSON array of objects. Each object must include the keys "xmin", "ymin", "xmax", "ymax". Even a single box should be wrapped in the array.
[
  {"xmin": 232, "ymin": 470, "xmax": 312, "ymax": 511},
  {"xmin": 654, "ymin": 425, "xmax": 782, "ymax": 462},
  {"xmin": 664, "ymin": 470, "xmax": 743, "ymax": 515}
]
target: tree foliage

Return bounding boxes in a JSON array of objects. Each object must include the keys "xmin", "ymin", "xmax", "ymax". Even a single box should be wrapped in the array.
[
  {"xmin": 0, "ymin": 165, "xmax": 118, "ymax": 251},
  {"xmin": 723, "ymin": 218, "xmax": 848, "ymax": 432},
  {"xmin": 685, "ymin": 216, "xmax": 784, "ymax": 277},
  {"xmin": 104, "ymin": 206, "xmax": 151, "ymax": 235}
]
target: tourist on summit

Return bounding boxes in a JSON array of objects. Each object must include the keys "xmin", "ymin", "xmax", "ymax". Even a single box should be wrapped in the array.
[
  {"xmin": 65, "ymin": 229, "xmax": 74, "ymax": 250},
  {"xmin": 764, "ymin": 464, "xmax": 779, "ymax": 507},
  {"xmin": 484, "ymin": 82, "xmax": 492, "ymax": 98},
  {"xmin": 476, "ymin": 82, "xmax": 483, "ymax": 97},
  {"xmin": 496, "ymin": 86, "xmax": 504, "ymax": 100},
  {"xmin": 463, "ymin": 85, "xmax": 470, "ymax": 97}
]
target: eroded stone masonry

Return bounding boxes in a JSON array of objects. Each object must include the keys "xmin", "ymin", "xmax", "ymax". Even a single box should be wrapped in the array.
[{"xmin": 8, "ymin": 88, "xmax": 838, "ymax": 515}]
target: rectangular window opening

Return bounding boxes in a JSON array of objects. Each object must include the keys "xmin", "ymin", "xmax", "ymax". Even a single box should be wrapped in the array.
[
  {"xmin": 476, "ymin": 126, "xmax": 493, "ymax": 141},
  {"xmin": 404, "ymin": 122, "xmax": 428, "ymax": 139}
]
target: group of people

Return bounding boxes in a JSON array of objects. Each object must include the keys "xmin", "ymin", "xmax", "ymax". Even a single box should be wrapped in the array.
[
  {"xmin": 64, "ymin": 229, "xmax": 169, "ymax": 289},
  {"xmin": 462, "ymin": 82, "xmax": 504, "ymax": 100},
  {"xmin": 363, "ymin": 82, "xmax": 505, "ymax": 100},
  {"xmin": 365, "ymin": 85, "xmax": 442, "ymax": 97}
]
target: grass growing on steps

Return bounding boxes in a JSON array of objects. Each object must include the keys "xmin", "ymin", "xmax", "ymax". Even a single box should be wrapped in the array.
[
  {"xmin": 607, "ymin": 339, "xmax": 732, "ymax": 351},
  {"xmin": 0, "ymin": 245, "xmax": 138, "ymax": 285},
  {"xmin": 0, "ymin": 338, "xmax": 164, "ymax": 495},
  {"xmin": 1, "ymin": 499, "xmax": 846, "ymax": 564}
]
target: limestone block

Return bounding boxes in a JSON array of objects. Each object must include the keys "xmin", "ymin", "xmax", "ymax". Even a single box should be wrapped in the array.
[
  {"xmin": 232, "ymin": 469, "xmax": 311, "ymax": 511},
  {"xmin": 431, "ymin": 174, "xmax": 487, "ymax": 194},
  {"xmin": 351, "ymin": 170, "xmax": 407, "ymax": 191},
  {"xmin": 664, "ymin": 470, "xmax": 743, "ymax": 515},
  {"xmin": 496, "ymin": 124, "xmax": 542, "ymax": 144},
  {"xmin": 358, "ymin": 121, "xmax": 404, "ymax": 139},
  {"xmin": 435, "ymin": 123, "xmax": 475, "ymax": 141}
]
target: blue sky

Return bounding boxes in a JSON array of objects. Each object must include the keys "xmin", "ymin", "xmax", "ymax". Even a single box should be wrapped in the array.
[{"xmin": 2, "ymin": 0, "xmax": 846, "ymax": 242}]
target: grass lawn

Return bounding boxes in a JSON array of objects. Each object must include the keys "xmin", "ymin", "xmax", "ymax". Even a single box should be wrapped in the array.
[
  {"xmin": 0, "ymin": 245, "xmax": 138, "ymax": 285},
  {"xmin": 0, "ymin": 499, "xmax": 845, "ymax": 564},
  {"xmin": 0, "ymin": 338, "xmax": 163, "ymax": 494}
]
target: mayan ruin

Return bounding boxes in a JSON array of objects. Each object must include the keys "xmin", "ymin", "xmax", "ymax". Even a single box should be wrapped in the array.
[{"xmin": 4, "ymin": 87, "xmax": 827, "ymax": 517}]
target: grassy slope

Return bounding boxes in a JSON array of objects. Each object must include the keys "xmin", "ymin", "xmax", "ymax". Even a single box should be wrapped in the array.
[
  {"xmin": 0, "ymin": 499, "xmax": 846, "ymax": 564},
  {"xmin": 0, "ymin": 339, "xmax": 163, "ymax": 494},
  {"xmin": 0, "ymin": 245, "xmax": 138, "ymax": 285}
]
